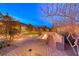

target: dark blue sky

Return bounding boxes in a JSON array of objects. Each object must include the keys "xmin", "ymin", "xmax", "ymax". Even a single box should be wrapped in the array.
[{"xmin": 0, "ymin": 3, "xmax": 52, "ymax": 28}]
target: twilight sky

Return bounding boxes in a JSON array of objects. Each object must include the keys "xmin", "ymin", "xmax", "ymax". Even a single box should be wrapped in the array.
[{"xmin": 0, "ymin": 3, "xmax": 52, "ymax": 28}]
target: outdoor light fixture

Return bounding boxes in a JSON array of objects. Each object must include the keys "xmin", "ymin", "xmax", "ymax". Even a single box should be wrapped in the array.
[{"xmin": 28, "ymin": 48, "xmax": 32, "ymax": 56}]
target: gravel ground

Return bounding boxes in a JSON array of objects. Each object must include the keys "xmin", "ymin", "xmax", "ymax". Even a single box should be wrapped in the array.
[
  {"xmin": 3, "ymin": 39, "xmax": 67, "ymax": 56},
  {"xmin": 0, "ymin": 32, "xmax": 76, "ymax": 56}
]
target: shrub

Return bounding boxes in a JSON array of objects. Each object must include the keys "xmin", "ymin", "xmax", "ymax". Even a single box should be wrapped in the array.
[{"xmin": 0, "ymin": 40, "xmax": 10, "ymax": 49}]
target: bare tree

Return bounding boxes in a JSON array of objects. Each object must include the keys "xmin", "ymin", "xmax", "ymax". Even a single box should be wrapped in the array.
[
  {"xmin": 41, "ymin": 4, "xmax": 79, "ymax": 55},
  {"xmin": 41, "ymin": 3, "xmax": 79, "ymax": 26}
]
